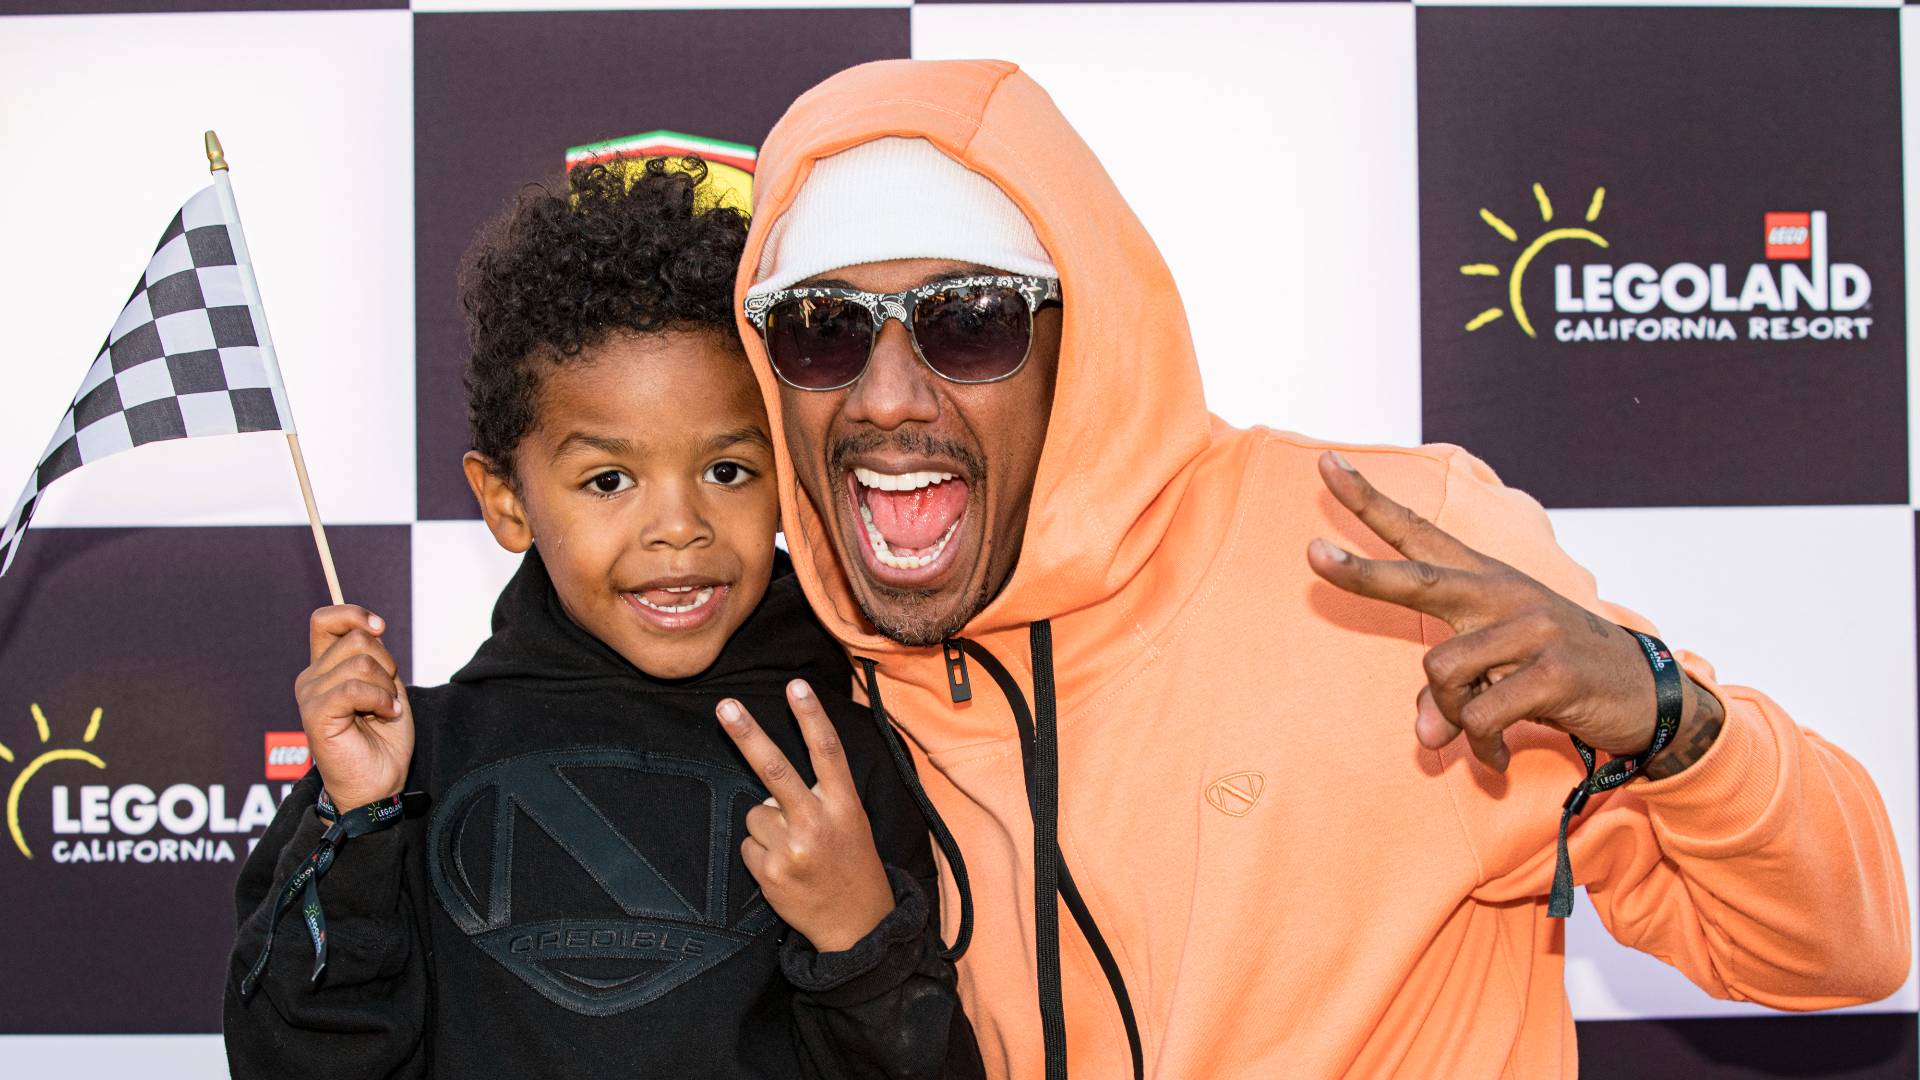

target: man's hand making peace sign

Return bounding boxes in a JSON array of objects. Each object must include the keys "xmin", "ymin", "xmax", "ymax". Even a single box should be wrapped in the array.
[
  {"xmin": 1305, "ymin": 451, "xmax": 1726, "ymax": 780},
  {"xmin": 717, "ymin": 681, "xmax": 898, "ymax": 953}
]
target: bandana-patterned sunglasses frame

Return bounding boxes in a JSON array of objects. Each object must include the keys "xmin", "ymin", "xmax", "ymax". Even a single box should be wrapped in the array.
[{"xmin": 743, "ymin": 274, "xmax": 1062, "ymax": 391}]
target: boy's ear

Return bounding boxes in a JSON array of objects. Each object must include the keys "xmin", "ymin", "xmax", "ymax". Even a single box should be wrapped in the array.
[{"xmin": 463, "ymin": 451, "xmax": 533, "ymax": 553}]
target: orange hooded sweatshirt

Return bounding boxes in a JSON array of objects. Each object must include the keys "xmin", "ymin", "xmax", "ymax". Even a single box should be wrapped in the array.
[{"xmin": 736, "ymin": 59, "xmax": 1912, "ymax": 1079}]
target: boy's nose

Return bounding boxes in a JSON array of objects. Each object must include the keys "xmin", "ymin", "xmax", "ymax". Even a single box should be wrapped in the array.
[
  {"xmin": 843, "ymin": 320, "xmax": 940, "ymax": 430},
  {"xmin": 642, "ymin": 486, "xmax": 713, "ymax": 549}
]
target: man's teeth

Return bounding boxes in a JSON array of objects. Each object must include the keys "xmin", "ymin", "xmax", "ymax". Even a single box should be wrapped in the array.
[
  {"xmin": 853, "ymin": 467, "xmax": 958, "ymax": 492},
  {"xmin": 633, "ymin": 586, "xmax": 715, "ymax": 613},
  {"xmin": 859, "ymin": 503, "xmax": 960, "ymax": 570}
]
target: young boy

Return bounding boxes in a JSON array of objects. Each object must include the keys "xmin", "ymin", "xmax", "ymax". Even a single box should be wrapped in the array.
[{"xmin": 223, "ymin": 159, "xmax": 981, "ymax": 1079}]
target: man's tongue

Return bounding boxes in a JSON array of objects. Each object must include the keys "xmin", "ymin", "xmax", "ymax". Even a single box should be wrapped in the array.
[{"xmin": 862, "ymin": 479, "xmax": 968, "ymax": 553}]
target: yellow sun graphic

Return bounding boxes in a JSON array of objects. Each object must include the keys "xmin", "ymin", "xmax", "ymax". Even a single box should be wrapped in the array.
[
  {"xmin": 1462, "ymin": 183, "xmax": 1610, "ymax": 338},
  {"xmin": 0, "ymin": 704, "xmax": 105, "ymax": 858}
]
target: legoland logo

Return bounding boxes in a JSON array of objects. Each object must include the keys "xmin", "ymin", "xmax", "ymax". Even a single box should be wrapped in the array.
[
  {"xmin": 0, "ymin": 702, "xmax": 287, "ymax": 866},
  {"xmin": 1459, "ymin": 184, "xmax": 1873, "ymax": 344},
  {"xmin": 1, "ymin": 703, "xmax": 105, "ymax": 859},
  {"xmin": 264, "ymin": 731, "xmax": 310, "ymax": 781},
  {"xmin": 1765, "ymin": 212, "xmax": 1811, "ymax": 260}
]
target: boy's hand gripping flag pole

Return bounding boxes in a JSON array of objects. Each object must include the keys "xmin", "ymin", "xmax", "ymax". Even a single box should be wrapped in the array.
[{"xmin": 0, "ymin": 131, "xmax": 343, "ymax": 604}]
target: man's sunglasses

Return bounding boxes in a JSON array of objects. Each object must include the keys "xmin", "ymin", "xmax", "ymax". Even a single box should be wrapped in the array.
[{"xmin": 743, "ymin": 274, "xmax": 1062, "ymax": 392}]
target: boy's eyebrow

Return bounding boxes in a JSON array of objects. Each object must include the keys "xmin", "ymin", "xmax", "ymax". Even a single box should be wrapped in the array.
[
  {"xmin": 550, "ymin": 432, "xmax": 634, "ymax": 461},
  {"xmin": 703, "ymin": 426, "xmax": 774, "ymax": 454}
]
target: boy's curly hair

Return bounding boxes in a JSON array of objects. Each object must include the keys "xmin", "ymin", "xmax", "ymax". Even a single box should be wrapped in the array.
[{"xmin": 459, "ymin": 157, "xmax": 749, "ymax": 480}]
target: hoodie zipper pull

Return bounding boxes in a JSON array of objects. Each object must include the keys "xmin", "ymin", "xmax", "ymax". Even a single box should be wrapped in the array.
[{"xmin": 942, "ymin": 641, "xmax": 973, "ymax": 703}]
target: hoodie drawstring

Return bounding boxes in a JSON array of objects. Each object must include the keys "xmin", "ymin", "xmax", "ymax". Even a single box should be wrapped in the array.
[
  {"xmin": 951, "ymin": 624, "xmax": 1145, "ymax": 1080},
  {"xmin": 857, "ymin": 656, "xmax": 975, "ymax": 963}
]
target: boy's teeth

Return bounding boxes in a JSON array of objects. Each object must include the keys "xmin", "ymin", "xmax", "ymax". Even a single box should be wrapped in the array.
[
  {"xmin": 853, "ymin": 467, "xmax": 959, "ymax": 492},
  {"xmin": 634, "ymin": 586, "xmax": 715, "ymax": 613},
  {"xmin": 859, "ymin": 502, "xmax": 960, "ymax": 569}
]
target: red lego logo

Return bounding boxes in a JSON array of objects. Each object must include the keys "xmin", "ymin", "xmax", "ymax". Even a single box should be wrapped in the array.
[
  {"xmin": 1765, "ymin": 212, "xmax": 1811, "ymax": 260},
  {"xmin": 265, "ymin": 731, "xmax": 311, "ymax": 780}
]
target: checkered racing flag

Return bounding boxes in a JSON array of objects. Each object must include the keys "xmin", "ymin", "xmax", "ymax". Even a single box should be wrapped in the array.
[{"xmin": 0, "ymin": 182, "xmax": 293, "ymax": 575}]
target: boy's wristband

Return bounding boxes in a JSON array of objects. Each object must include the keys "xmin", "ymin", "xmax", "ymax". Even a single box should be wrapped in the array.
[{"xmin": 238, "ymin": 790, "xmax": 427, "ymax": 999}]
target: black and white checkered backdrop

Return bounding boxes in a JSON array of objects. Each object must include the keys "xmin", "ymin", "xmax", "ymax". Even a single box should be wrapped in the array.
[{"xmin": 0, "ymin": 1, "xmax": 1915, "ymax": 1076}]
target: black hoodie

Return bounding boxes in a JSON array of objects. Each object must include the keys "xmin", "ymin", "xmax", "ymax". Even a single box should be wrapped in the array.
[{"xmin": 224, "ymin": 549, "xmax": 982, "ymax": 1079}]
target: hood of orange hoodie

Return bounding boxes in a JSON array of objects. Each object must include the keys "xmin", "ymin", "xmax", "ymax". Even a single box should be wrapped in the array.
[{"xmin": 737, "ymin": 59, "xmax": 1217, "ymax": 692}]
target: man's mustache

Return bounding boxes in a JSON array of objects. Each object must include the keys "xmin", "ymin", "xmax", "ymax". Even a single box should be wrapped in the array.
[{"xmin": 827, "ymin": 431, "xmax": 987, "ymax": 483}]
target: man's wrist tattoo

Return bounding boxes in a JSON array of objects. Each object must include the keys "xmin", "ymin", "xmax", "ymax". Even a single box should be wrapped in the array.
[{"xmin": 1642, "ymin": 680, "xmax": 1725, "ymax": 780}]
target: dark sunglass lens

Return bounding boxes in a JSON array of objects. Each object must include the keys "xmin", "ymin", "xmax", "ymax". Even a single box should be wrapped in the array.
[
  {"xmin": 765, "ymin": 297, "xmax": 872, "ymax": 389},
  {"xmin": 914, "ymin": 286, "xmax": 1034, "ymax": 382}
]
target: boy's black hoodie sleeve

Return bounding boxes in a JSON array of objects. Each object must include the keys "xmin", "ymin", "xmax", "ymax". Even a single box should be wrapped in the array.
[
  {"xmin": 778, "ymin": 732, "xmax": 985, "ymax": 1080},
  {"xmin": 223, "ymin": 770, "xmax": 430, "ymax": 1080}
]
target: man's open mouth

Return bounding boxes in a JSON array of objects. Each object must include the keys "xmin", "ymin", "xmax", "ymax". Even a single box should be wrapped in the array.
[{"xmin": 845, "ymin": 466, "xmax": 971, "ymax": 583}]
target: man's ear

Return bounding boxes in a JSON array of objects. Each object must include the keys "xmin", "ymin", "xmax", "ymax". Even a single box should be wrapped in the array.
[{"xmin": 463, "ymin": 451, "xmax": 533, "ymax": 553}]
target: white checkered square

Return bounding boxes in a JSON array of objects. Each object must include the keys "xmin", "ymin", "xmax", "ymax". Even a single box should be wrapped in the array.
[
  {"xmin": 73, "ymin": 412, "xmax": 132, "ymax": 461},
  {"xmin": 108, "ymin": 292, "xmax": 151, "ymax": 343},
  {"xmin": 411, "ymin": 520, "xmax": 525, "ymax": 686},
  {"xmin": 218, "ymin": 346, "xmax": 272, "ymax": 390},
  {"xmin": 1548, "ymin": 503, "xmax": 1918, "ymax": 1019},
  {"xmin": 912, "ymin": 1, "xmax": 1423, "ymax": 446},
  {"xmin": 114, "ymin": 358, "xmax": 174, "ymax": 409},
  {"xmin": 154, "ymin": 309, "xmax": 217, "ymax": 354},
  {"xmin": 196, "ymin": 264, "xmax": 247, "ymax": 308},
  {"xmin": 0, "ymin": 10, "xmax": 416, "ymax": 533},
  {"xmin": 179, "ymin": 185, "xmax": 224, "ymax": 230},
  {"xmin": 178, "ymin": 391, "xmax": 242, "ymax": 437},
  {"xmin": 145, "ymin": 233, "xmax": 193, "ymax": 284}
]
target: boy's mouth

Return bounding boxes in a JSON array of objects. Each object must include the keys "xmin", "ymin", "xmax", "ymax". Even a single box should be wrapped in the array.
[
  {"xmin": 845, "ymin": 466, "xmax": 971, "ymax": 585},
  {"xmin": 622, "ymin": 577, "xmax": 729, "ymax": 632}
]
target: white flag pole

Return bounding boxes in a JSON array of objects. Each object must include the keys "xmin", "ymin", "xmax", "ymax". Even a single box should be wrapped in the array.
[{"xmin": 204, "ymin": 131, "xmax": 344, "ymax": 606}]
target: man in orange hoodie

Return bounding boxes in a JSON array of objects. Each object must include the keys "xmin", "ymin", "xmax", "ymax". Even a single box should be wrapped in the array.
[{"xmin": 726, "ymin": 59, "xmax": 1912, "ymax": 1078}]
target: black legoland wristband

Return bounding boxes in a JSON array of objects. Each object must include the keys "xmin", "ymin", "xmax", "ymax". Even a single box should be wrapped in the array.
[
  {"xmin": 238, "ymin": 790, "xmax": 426, "ymax": 999},
  {"xmin": 1548, "ymin": 629, "xmax": 1684, "ymax": 919}
]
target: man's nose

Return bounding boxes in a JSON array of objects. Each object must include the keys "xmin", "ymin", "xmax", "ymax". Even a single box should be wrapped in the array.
[
  {"xmin": 642, "ymin": 481, "xmax": 714, "ymax": 549},
  {"xmin": 842, "ymin": 319, "xmax": 940, "ymax": 429}
]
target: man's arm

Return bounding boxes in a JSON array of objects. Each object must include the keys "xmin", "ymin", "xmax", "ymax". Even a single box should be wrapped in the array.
[
  {"xmin": 1641, "ymin": 675, "xmax": 1724, "ymax": 780},
  {"xmin": 1310, "ymin": 446, "xmax": 1911, "ymax": 1007}
]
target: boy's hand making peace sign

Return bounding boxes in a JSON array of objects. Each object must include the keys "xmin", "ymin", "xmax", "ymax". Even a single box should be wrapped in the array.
[{"xmin": 717, "ymin": 681, "xmax": 896, "ymax": 953}]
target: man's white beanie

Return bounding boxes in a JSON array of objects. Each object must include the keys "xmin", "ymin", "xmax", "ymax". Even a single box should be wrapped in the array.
[{"xmin": 748, "ymin": 136, "xmax": 1056, "ymax": 297}]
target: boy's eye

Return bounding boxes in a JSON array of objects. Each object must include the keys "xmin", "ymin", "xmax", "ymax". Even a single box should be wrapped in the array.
[
  {"xmin": 588, "ymin": 470, "xmax": 633, "ymax": 495},
  {"xmin": 704, "ymin": 461, "xmax": 753, "ymax": 487}
]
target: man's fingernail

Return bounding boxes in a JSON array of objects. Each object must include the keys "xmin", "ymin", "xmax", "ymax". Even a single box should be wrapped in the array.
[
  {"xmin": 789, "ymin": 680, "xmax": 810, "ymax": 700},
  {"xmin": 1315, "ymin": 539, "xmax": 1350, "ymax": 563},
  {"xmin": 718, "ymin": 700, "xmax": 742, "ymax": 725},
  {"xmin": 370, "ymin": 614, "xmax": 384, "ymax": 632},
  {"xmin": 1331, "ymin": 451, "xmax": 1355, "ymax": 472}
]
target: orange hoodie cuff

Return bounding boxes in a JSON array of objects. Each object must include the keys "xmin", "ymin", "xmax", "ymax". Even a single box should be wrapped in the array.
[{"xmin": 1630, "ymin": 654, "xmax": 1786, "ymax": 857}]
